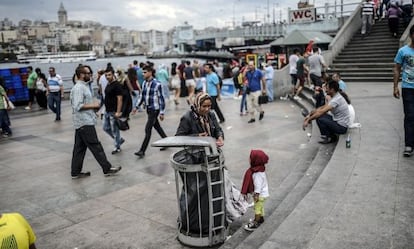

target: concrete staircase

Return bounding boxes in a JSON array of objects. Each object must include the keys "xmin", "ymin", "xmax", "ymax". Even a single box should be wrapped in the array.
[{"xmin": 331, "ymin": 19, "xmax": 403, "ymax": 82}]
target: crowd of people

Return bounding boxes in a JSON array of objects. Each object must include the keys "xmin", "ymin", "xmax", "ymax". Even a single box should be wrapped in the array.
[
  {"xmin": 361, "ymin": 0, "xmax": 413, "ymax": 38},
  {"xmin": 3, "ymin": 27, "xmax": 414, "ymax": 239},
  {"xmin": 288, "ymin": 45, "xmax": 354, "ymax": 145}
]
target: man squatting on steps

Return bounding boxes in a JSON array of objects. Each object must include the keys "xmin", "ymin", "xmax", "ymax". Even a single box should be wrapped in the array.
[{"xmin": 302, "ymin": 80, "xmax": 350, "ymax": 144}]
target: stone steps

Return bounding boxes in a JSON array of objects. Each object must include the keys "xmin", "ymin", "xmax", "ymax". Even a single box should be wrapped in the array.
[{"xmin": 329, "ymin": 19, "xmax": 402, "ymax": 82}]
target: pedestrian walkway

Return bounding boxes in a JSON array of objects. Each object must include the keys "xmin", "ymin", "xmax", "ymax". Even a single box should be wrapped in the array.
[
  {"xmin": 0, "ymin": 97, "xmax": 310, "ymax": 248},
  {"xmin": 222, "ymin": 82, "xmax": 414, "ymax": 249},
  {"xmin": 2, "ymin": 82, "xmax": 412, "ymax": 249}
]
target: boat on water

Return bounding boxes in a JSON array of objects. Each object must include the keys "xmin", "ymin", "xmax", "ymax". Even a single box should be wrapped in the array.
[{"xmin": 17, "ymin": 51, "xmax": 97, "ymax": 64}]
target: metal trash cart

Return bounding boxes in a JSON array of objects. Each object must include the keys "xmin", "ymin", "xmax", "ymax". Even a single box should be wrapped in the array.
[{"xmin": 152, "ymin": 136, "xmax": 228, "ymax": 247}]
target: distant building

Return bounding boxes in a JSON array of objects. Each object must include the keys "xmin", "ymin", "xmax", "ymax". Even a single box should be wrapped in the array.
[
  {"xmin": 173, "ymin": 22, "xmax": 195, "ymax": 53},
  {"xmin": 0, "ymin": 30, "xmax": 18, "ymax": 43},
  {"xmin": 18, "ymin": 19, "xmax": 32, "ymax": 28},
  {"xmin": 27, "ymin": 25, "xmax": 50, "ymax": 40},
  {"xmin": 140, "ymin": 29, "xmax": 168, "ymax": 53},
  {"xmin": 92, "ymin": 44, "xmax": 105, "ymax": 57},
  {"xmin": 58, "ymin": 2, "xmax": 67, "ymax": 27},
  {"xmin": 1, "ymin": 18, "xmax": 14, "ymax": 30}
]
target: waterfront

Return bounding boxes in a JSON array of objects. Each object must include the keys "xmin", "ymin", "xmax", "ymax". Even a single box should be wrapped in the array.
[{"xmin": 0, "ymin": 56, "xmax": 204, "ymax": 90}]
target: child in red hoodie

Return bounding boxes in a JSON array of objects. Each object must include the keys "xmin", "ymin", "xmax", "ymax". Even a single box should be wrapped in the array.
[{"xmin": 241, "ymin": 149, "xmax": 270, "ymax": 231}]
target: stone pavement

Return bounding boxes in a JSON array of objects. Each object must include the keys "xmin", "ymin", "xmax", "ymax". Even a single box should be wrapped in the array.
[
  {"xmin": 0, "ymin": 95, "xmax": 310, "ymax": 248},
  {"xmin": 226, "ymin": 83, "xmax": 414, "ymax": 249},
  {"xmin": 2, "ymin": 82, "xmax": 413, "ymax": 249}
]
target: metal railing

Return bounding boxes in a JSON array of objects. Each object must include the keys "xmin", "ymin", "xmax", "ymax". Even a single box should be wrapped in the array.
[{"xmin": 194, "ymin": 1, "xmax": 361, "ymax": 41}]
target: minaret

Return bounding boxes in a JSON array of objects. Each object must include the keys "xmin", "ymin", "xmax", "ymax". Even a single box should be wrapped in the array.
[{"xmin": 58, "ymin": 3, "xmax": 67, "ymax": 27}]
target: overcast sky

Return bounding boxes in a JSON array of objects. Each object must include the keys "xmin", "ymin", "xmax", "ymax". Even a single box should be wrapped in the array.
[{"xmin": 1, "ymin": 0, "xmax": 351, "ymax": 31}]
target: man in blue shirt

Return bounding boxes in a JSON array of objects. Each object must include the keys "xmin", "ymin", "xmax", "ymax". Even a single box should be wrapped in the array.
[
  {"xmin": 204, "ymin": 63, "xmax": 225, "ymax": 123},
  {"xmin": 394, "ymin": 25, "xmax": 414, "ymax": 157},
  {"xmin": 133, "ymin": 65, "xmax": 168, "ymax": 158},
  {"xmin": 245, "ymin": 61, "xmax": 266, "ymax": 123}
]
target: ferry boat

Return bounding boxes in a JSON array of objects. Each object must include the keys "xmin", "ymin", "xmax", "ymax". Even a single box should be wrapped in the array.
[{"xmin": 17, "ymin": 51, "xmax": 97, "ymax": 64}]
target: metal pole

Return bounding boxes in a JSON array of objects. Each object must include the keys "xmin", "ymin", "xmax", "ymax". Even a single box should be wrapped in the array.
[
  {"xmin": 267, "ymin": 0, "xmax": 270, "ymax": 24},
  {"xmin": 233, "ymin": 1, "xmax": 236, "ymax": 28},
  {"xmin": 279, "ymin": 7, "xmax": 282, "ymax": 23}
]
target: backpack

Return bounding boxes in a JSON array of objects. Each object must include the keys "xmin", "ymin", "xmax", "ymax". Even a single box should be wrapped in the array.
[
  {"xmin": 119, "ymin": 78, "xmax": 132, "ymax": 117},
  {"xmin": 233, "ymin": 71, "xmax": 242, "ymax": 90}
]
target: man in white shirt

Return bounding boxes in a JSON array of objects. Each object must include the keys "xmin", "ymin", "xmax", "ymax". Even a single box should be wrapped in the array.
[
  {"xmin": 47, "ymin": 67, "xmax": 64, "ymax": 121},
  {"xmin": 361, "ymin": 0, "xmax": 375, "ymax": 36},
  {"xmin": 289, "ymin": 48, "xmax": 300, "ymax": 96},
  {"xmin": 264, "ymin": 62, "xmax": 275, "ymax": 102}
]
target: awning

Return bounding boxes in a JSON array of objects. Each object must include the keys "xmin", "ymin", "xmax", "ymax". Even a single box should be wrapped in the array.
[{"xmin": 270, "ymin": 30, "xmax": 333, "ymax": 46}]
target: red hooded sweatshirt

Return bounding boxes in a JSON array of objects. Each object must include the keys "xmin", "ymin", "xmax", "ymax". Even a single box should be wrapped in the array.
[{"xmin": 241, "ymin": 150, "xmax": 269, "ymax": 195}]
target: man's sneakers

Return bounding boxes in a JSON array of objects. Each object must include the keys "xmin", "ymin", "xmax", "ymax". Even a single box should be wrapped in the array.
[
  {"xmin": 134, "ymin": 150, "xmax": 145, "ymax": 158},
  {"xmin": 72, "ymin": 172, "xmax": 91, "ymax": 179},
  {"xmin": 104, "ymin": 166, "xmax": 122, "ymax": 176},
  {"xmin": 259, "ymin": 111, "xmax": 264, "ymax": 120},
  {"xmin": 248, "ymin": 119, "xmax": 255, "ymax": 123},
  {"xmin": 72, "ymin": 167, "xmax": 121, "ymax": 179},
  {"xmin": 112, "ymin": 138, "xmax": 125, "ymax": 154},
  {"xmin": 293, "ymin": 95, "xmax": 302, "ymax": 101},
  {"xmin": 318, "ymin": 135, "xmax": 338, "ymax": 144},
  {"xmin": 244, "ymin": 221, "xmax": 260, "ymax": 232},
  {"xmin": 111, "ymin": 148, "xmax": 121, "ymax": 154},
  {"xmin": 404, "ymin": 146, "xmax": 413, "ymax": 157}
]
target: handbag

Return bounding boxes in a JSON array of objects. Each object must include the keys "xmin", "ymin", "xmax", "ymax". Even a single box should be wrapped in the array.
[
  {"xmin": 115, "ymin": 117, "xmax": 129, "ymax": 131},
  {"xmin": 2, "ymin": 96, "xmax": 15, "ymax": 110},
  {"xmin": 258, "ymin": 94, "xmax": 268, "ymax": 105}
]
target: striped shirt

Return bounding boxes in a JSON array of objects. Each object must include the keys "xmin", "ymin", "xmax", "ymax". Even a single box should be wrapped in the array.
[
  {"xmin": 138, "ymin": 77, "xmax": 165, "ymax": 115},
  {"xmin": 47, "ymin": 74, "xmax": 63, "ymax": 92},
  {"xmin": 362, "ymin": 1, "xmax": 375, "ymax": 15},
  {"xmin": 70, "ymin": 80, "xmax": 97, "ymax": 129}
]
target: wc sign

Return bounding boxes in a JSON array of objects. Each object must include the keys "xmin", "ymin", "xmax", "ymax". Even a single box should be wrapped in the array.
[{"xmin": 289, "ymin": 8, "xmax": 316, "ymax": 24}]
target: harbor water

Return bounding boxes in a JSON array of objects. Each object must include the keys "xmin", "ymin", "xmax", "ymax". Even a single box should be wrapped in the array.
[{"xmin": 0, "ymin": 56, "xmax": 202, "ymax": 90}]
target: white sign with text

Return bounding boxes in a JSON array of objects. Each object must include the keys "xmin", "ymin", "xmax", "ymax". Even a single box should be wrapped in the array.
[{"xmin": 289, "ymin": 8, "xmax": 316, "ymax": 24}]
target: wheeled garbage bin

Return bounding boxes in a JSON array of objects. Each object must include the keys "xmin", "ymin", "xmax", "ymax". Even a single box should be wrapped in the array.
[{"xmin": 152, "ymin": 136, "xmax": 228, "ymax": 247}]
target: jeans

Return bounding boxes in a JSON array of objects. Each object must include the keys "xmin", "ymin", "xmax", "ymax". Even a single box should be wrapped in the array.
[
  {"xmin": 131, "ymin": 90, "xmax": 140, "ymax": 109},
  {"xmin": 402, "ymin": 88, "xmax": 414, "ymax": 147},
  {"xmin": 361, "ymin": 14, "xmax": 373, "ymax": 35},
  {"xmin": 161, "ymin": 83, "xmax": 170, "ymax": 101},
  {"xmin": 71, "ymin": 125, "xmax": 112, "ymax": 176},
  {"xmin": 316, "ymin": 114, "xmax": 348, "ymax": 138},
  {"xmin": 379, "ymin": 0, "xmax": 389, "ymax": 18},
  {"xmin": 402, "ymin": 5, "xmax": 412, "ymax": 26},
  {"xmin": 48, "ymin": 92, "xmax": 61, "ymax": 120},
  {"xmin": 103, "ymin": 112, "xmax": 122, "ymax": 149},
  {"xmin": 211, "ymin": 96, "xmax": 225, "ymax": 123},
  {"xmin": 0, "ymin": 109, "xmax": 11, "ymax": 134},
  {"xmin": 240, "ymin": 86, "xmax": 247, "ymax": 113},
  {"xmin": 139, "ymin": 109, "xmax": 167, "ymax": 153},
  {"xmin": 266, "ymin": 79, "xmax": 274, "ymax": 102}
]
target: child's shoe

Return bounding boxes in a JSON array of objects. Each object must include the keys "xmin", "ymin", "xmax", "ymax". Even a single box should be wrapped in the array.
[{"xmin": 244, "ymin": 221, "xmax": 260, "ymax": 231}]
